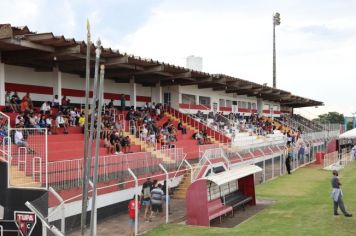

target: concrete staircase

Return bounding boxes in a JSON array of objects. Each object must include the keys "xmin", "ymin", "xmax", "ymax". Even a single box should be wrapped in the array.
[
  {"xmin": 165, "ymin": 112, "xmax": 220, "ymax": 144},
  {"xmin": 172, "ymin": 171, "xmax": 191, "ymax": 199}
]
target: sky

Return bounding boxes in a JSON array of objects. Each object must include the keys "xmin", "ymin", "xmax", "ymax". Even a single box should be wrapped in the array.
[{"xmin": 1, "ymin": 0, "xmax": 356, "ymax": 119}]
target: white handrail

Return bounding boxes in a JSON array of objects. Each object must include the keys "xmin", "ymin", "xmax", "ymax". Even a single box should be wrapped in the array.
[
  {"xmin": 17, "ymin": 147, "xmax": 27, "ymax": 171},
  {"xmin": 32, "ymin": 157, "xmax": 42, "ymax": 184}
]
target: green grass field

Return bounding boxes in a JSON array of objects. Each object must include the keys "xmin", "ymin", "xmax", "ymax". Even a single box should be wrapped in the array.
[{"xmin": 144, "ymin": 162, "xmax": 356, "ymax": 236}]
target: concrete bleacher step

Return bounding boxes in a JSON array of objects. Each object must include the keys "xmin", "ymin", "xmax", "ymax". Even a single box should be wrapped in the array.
[
  {"xmin": 172, "ymin": 171, "xmax": 191, "ymax": 199},
  {"xmin": 9, "ymin": 165, "xmax": 41, "ymax": 188}
]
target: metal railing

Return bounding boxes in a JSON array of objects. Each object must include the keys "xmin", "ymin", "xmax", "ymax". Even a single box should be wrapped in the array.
[{"xmin": 47, "ymin": 148, "xmax": 185, "ymax": 190}]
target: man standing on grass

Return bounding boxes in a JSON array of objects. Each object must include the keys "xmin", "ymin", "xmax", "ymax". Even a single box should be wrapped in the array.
[{"xmin": 331, "ymin": 170, "xmax": 352, "ymax": 217}]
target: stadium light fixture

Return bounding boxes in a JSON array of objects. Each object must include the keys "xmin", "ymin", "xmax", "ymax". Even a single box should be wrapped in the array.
[{"xmin": 273, "ymin": 12, "xmax": 281, "ymax": 88}]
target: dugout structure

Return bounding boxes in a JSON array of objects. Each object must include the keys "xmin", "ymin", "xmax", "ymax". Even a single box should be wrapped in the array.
[{"xmin": 186, "ymin": 165, "xmax": 262, "ymax": 226}]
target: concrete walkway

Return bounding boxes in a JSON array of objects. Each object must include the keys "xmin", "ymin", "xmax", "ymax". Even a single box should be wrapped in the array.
[{"xmin": 69, "ymin": 199, "xmax": 186, "ymax": 236}]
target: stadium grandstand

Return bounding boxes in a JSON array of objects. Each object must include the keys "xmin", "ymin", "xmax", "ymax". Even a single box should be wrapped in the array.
[{"xmin": 0, "ymin": 24, "xmax": 342, "ymax": 235}]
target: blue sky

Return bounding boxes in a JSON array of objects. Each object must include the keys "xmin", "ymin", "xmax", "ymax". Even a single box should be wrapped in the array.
[{"xmin": 1, "ymin": 0, "xmax": 356, "ymax": 118}]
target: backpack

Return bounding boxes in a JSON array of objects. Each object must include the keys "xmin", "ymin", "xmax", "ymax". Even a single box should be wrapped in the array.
[{"xmin": 143, "ymin": 186, "xmax": 151, "ymax": 199}]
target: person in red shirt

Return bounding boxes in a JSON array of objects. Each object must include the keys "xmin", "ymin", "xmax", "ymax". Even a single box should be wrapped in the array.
[{"xmin": 128, "ymin": 195, "xmax": 141, "ymax": 236}]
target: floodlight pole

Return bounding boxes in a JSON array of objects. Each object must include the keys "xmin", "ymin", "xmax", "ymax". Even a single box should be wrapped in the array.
[
  {"xmin": 81, "ymin": 20, "xmax": 91, "ymax": 235},
  {"xmin": 89, "ymin": 64, "xmax": 105, "ymax": 236},
  {"xmin": 273, "ymin": 12, "xmax": 281, "ymax": 89}
]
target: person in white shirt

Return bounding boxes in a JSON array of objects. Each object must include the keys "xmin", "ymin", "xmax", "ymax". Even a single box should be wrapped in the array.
[
  {"xmin": 14, "ymin": 130, "xmax": 27, "ymax": 147},
  {"xmin": 56, "ymin": 113, "xmax": 68, "ymax": 134},
  {"xmin": 69, "ymin": 109, "xmax": 78, "ymax": 126},
  {"xmin": 40, "ymin": 101, "xmax": 51, "ymax": 114}
]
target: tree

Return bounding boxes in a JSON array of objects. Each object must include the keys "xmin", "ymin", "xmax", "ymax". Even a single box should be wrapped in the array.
[{"xmin": 312, "ymin": 112, "xmax": 344, "ymax": 124}]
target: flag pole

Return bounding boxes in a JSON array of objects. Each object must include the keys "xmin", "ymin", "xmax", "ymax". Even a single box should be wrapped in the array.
[{"xmin": 80, "ymin": 19, "xmax": 91, "ymax": 235}]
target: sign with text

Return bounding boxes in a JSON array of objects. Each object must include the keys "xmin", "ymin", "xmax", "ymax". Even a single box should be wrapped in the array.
[{"xmin": 14, "ymin": 211, "xmax": 37, "ymax": 236}]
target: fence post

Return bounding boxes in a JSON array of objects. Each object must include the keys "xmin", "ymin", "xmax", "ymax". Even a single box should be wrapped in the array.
[
  {"xmin": 158, "ymin": 164, "xmax": 169, "ymax": 224},
  {"xmin": 49, "ymin": 187, "xmax": 65, "ymax": 234},
  {"xmin": 128, "ymin": 168, "xmax": 138, "ymax": 236},
  {"xmin": 184, "ymin": 159, "xmax": 193, "ymax": 183}
]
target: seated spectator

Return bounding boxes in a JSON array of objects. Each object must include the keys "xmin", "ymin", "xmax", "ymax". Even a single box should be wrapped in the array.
[
  {"xmin": 110, "ymin": 132, "xmax": 122, "ymax": 154},
  {"xmin": 14, "ymin": 128, "xmax": 28, "ymax": 147},
  {"xmin": 195, "ymin": 131, "xmax": 204, "ymax": 145},
  {"xmin": 78, "ymin": 113, "xmax": 85, "ymax": 128},
  {"xmin": 104, "ymin": 136, "xmax": 115, "ymax": 154},
  {"xmin": 40, "ymin": 101, "xmax": 51, "ymax": 114},
  {"xmin": 9, "ymin": 91, "xmax": 20, "ymax": 112},
  {"xmin": 4, "ymin": 91, "xmax": 16, "ymax": 112},
  {"xmin": 70, "ymin": 108, "xmax": 79, "ymax": 126},
  {"xmin": 61, "ymin": 96, "xmax": 69, "ymax": 106},
  {"xmin": 11, "ymin": 91, "xmax": 21, "ymax": 105},
  {"xmin": 56, "ymin": 112, "xmax": 69, "ymax": 134},
  {"xmin": 177, "ymin": 120, "xmax": 187, "ymax": 134},
  {"xmin": 25, "ymin": 92, "xmax": 34, "ymax": 110},
  {"xmin": 15, "ymin": 113, "xmax": 25, "ymax": 127},
  {"xmin": 52, "ymin": 95, "xmax": 60, "ymax": 108}
]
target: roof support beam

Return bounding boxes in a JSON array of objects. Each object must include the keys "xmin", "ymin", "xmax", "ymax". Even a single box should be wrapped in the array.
[
  {"xmin": 1, "ymin": 38, "xmax": 55, "ymax": 52},
  {"xmin": 104, "ymin": 56, "xmax": 129, "ymax": 67}
]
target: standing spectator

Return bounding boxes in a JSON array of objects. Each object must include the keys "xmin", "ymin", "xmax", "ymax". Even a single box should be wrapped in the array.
[
  {"xmin": 141, "ymin": 178, "xmax": 153, "ymax": 222},
  {"xmin": 331, "ymin": 170, "xmax": 352, "ymax": 217},
  {"xmin": 108, "ymin": 99, "xmax": 114, "ymax": 109},
  {"xmin": 178, "ymin": 120, "xmax": 187, "ymax": 134},
  {"xmin": 128, "ymin": 195, "xmax": 141, "ymax": 236},
  {"xmin": 20, "ymin": 96, "xmax": 30, "ymax": 112},
  {"xmin": 120, "ymin": 94, "xmax": 126, "ymax": 111},
  {"xmin": 52, "ymin": 95, "xmax": 60, "ymax": 108},
  {"xmin": 285, "ymin": 147, "xmax": 292, "ymax": 175},
  {"xmin": 150, "ymin": 183, "xmax": 164, "ymax": 217}
]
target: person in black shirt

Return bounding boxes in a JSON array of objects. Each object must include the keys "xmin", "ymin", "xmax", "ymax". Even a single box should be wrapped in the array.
[{"xmin": 178, "ymin": 120, "xmax": 187, "ymax": 134}]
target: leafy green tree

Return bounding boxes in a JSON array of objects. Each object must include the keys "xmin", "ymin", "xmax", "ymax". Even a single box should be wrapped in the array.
[{"xmin": 312, "ymin": 112, "xmax": 344, "ymax": 124}]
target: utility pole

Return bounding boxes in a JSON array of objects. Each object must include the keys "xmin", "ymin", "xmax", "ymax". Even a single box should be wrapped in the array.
[{"xmin": 273, "ymin": 12, "xmax": 281, "ymax": 89}]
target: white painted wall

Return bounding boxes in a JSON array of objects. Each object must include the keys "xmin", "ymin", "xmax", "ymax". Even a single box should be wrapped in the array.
[{"xmin": 3, "ymin": 64, "xmax": 281, "ymax": 116}]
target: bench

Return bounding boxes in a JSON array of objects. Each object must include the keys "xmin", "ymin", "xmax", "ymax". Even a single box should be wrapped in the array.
[
  {"xmin": 223, "ymin": 191, "xmax": 252, "ymax": 215},
  {"xmin": 207, "ymin": 198, "xmax": 233, "ymax": 225}
]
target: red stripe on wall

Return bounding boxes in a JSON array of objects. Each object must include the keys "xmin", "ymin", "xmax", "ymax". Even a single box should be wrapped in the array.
[
  {"xmin": 5, "ymin": 83, "xmax": 151, "ymax": 102},
  {"xmin": 5, "ymin": 82, "xmax": 53, "ymax": 95},
  {"xmin": 219, "ymin": 106, "xmax": 232, "ymax": 112},
  {"xmin": 238, "ymin": 108, "xmax": 251, "ymax": 113},
  {"xmin": 136, "ymin": 96, "xmax": 151, "ymax": 102}
]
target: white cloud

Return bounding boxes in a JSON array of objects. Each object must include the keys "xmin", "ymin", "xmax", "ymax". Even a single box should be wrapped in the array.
[{"xmin": 116, "ymin": 1, "xmax": 356, "ymax": 117}]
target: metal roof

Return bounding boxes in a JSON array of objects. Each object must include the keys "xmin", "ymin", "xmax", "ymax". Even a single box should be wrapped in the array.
[
  {"xmin": 0, "ymin": 24, "xmax": 323, "ymax": 108},
  {"xmin": 204, "ymin": 164, "xmax": 262, "ymax": 186}
]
